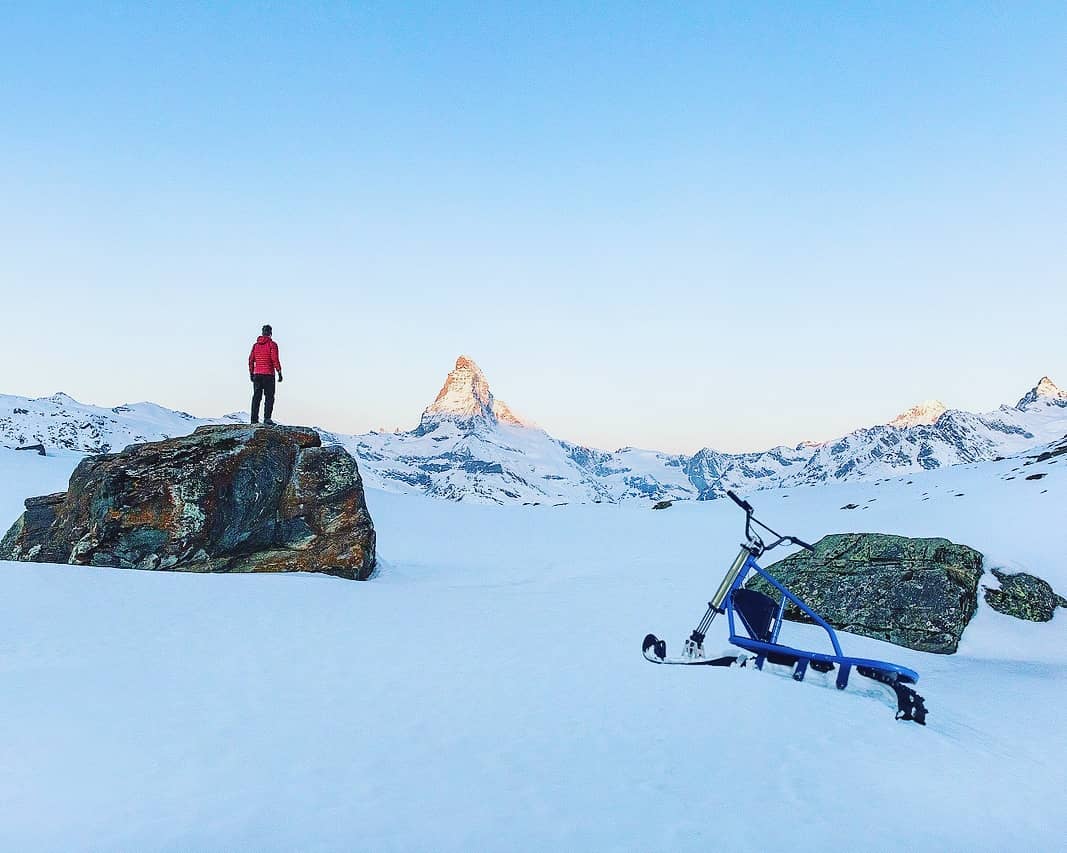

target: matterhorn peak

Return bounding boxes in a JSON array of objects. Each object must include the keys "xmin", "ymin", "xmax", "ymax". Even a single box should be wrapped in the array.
[
  {"xmin": 418, "ymin": 356, "xmax": 528, "ymax": 432},
  {"xmin": 427, "ymin": 356, "xmax": 493, "ymax": 417},
  {"xmin": 1016, "ymin": 376, "xmax": 1067, "ymax": 410},
  {"xmin": 888, "ymin": 400, "xmax": 948, "ymax": 428}
]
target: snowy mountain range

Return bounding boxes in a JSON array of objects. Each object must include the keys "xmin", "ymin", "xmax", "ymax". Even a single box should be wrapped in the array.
[
  {"xmin": 0, "ymin": 392, "xmax": 238, "ymax": 454},
  {"xmin": 3, "ymin": 360, "xmax": 1066, "ymax": 504},
  {"xmin": 331, "ymin": 359, "xmax": 1067, "ymax": 503}
]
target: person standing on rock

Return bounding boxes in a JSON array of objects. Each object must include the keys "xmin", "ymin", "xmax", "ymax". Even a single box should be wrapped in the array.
[{"xmin": 249, "ymin": 324, "xmax": 283, "ymax": 425}]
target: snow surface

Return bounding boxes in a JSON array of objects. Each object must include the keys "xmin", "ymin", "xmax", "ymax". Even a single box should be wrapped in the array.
[{"xmin": 1, "ymin": 445, "xmax": 1065, "ymax": 851}]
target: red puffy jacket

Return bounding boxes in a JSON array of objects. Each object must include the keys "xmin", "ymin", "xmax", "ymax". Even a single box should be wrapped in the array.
[{"xmin": 249, "ymin": 336, "xmax": 282, "ymax": 376}]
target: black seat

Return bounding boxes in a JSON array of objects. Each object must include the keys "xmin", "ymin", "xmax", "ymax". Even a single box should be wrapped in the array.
[
  {"xmin": 731, "ymin": 588, "xmax": 778, "ymax": 642},
  {"xmin": 730, "ymin": 588, "xmax": 800, "ymax": 667}
]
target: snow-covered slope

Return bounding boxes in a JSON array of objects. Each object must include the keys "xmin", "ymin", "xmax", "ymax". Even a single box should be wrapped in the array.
[
  {"xmin": 0, "ymin": 392, "xmax": 233, "ymax": 454},
  {"xmin": 1, "ymin": 439, "xmax": 1064, "ymax": 851},
  {"xmin": 3, "ymin": 367, "xmax": 1066, "ymax": 505}
]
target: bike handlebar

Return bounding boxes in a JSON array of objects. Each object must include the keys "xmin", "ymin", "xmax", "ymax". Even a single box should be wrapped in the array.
[
  {"xmin": 724, "ymin": 490, "xmax": 816, "ymax": 553},
  {"xmin": 726, "ymin": 490, "xmax": 753, "ymax": 513}
]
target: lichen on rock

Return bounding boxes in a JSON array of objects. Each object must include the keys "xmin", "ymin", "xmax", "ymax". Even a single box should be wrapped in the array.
[
  {"xmin": 748, "ymin": 532, "xmax": 984, "ymax": 654},
  {"xmin": 983, "ymin": 569, "xmax": 1066, "ymax": 622},
  {"xmin": 0, "ymin": 424, "xmax": 376, "ymax": 580}
]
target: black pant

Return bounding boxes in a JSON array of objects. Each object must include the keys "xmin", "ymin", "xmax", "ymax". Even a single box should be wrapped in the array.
[{"xmin": 251, "ymin": 375, "xmax": 276, "ymax": 422}]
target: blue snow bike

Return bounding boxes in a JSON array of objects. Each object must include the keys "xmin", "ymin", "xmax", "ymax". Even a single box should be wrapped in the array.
[{"xmin": 642, "ymin": 491, "xmax": 928, "ymax": 724}]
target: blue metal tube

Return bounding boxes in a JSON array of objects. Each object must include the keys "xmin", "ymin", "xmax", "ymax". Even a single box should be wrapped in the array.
[
  {"xmin": 740, "ymin": 558, "xmax": 844, "ymax": 657},
  {"xmin": 721, "ymin": 551, "xmax": 921, "ymax": 687},
  {"xmin": 770, "ymin": 590, "xmax": 788, "ymax": 645}
]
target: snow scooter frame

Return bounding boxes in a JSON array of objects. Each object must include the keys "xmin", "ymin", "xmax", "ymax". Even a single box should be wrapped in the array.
[{"xmin": 642, "ymin": 491, "xmax": 928, "ymax": 724}]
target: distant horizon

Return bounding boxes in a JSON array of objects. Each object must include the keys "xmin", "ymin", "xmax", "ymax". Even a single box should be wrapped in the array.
[
  {"xmin": 3, "ymin": 4, "xmax": 1064, "ymax": 452},
  {"xmin": 2, "ymin": 357, "xmax": 1060, "ymax": 456}
]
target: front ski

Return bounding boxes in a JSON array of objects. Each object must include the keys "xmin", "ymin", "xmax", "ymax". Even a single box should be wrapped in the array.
[{"xmin": 642, "ymin": 633, "xmax": 740, "ymax": 667}]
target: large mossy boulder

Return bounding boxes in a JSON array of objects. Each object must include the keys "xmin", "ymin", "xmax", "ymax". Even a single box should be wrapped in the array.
[
  {"xmin": 749, "ymin": 533, "xmax": 983, "ymax": 654},
  {"xmin": 983, "ymin": 570, "xmax": 1067, "ymax": 622},
  {"xmin": 0, "ymin": 424, "xmax": 376, "ymax": 580}
]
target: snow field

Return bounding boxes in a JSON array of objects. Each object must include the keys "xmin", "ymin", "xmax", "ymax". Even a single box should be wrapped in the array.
[{"xmin": 0, "ymin": 449, "xmax": 1064, "ymax": 850}]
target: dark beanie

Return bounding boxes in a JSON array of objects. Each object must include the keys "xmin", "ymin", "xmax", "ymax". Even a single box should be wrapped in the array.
[{"xmin": 262, "ymin": 324, "xmax": 272, "ymax": 336}]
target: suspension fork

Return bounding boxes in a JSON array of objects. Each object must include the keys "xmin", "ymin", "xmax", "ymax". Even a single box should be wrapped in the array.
[{"xmin": 684, "ymin": 546, "xmax": 753, "ymax": 656}]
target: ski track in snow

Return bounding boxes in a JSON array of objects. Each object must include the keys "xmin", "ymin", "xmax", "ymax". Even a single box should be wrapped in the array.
[{"xmin": 0, "ymin": 448, "xmax": 1065, "ymax": 851}]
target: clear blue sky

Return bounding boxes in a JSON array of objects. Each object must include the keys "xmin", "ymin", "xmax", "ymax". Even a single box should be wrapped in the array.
[{"xmin": 2, "ymin": 2, "xmax": 1064, "ymax": 452}]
